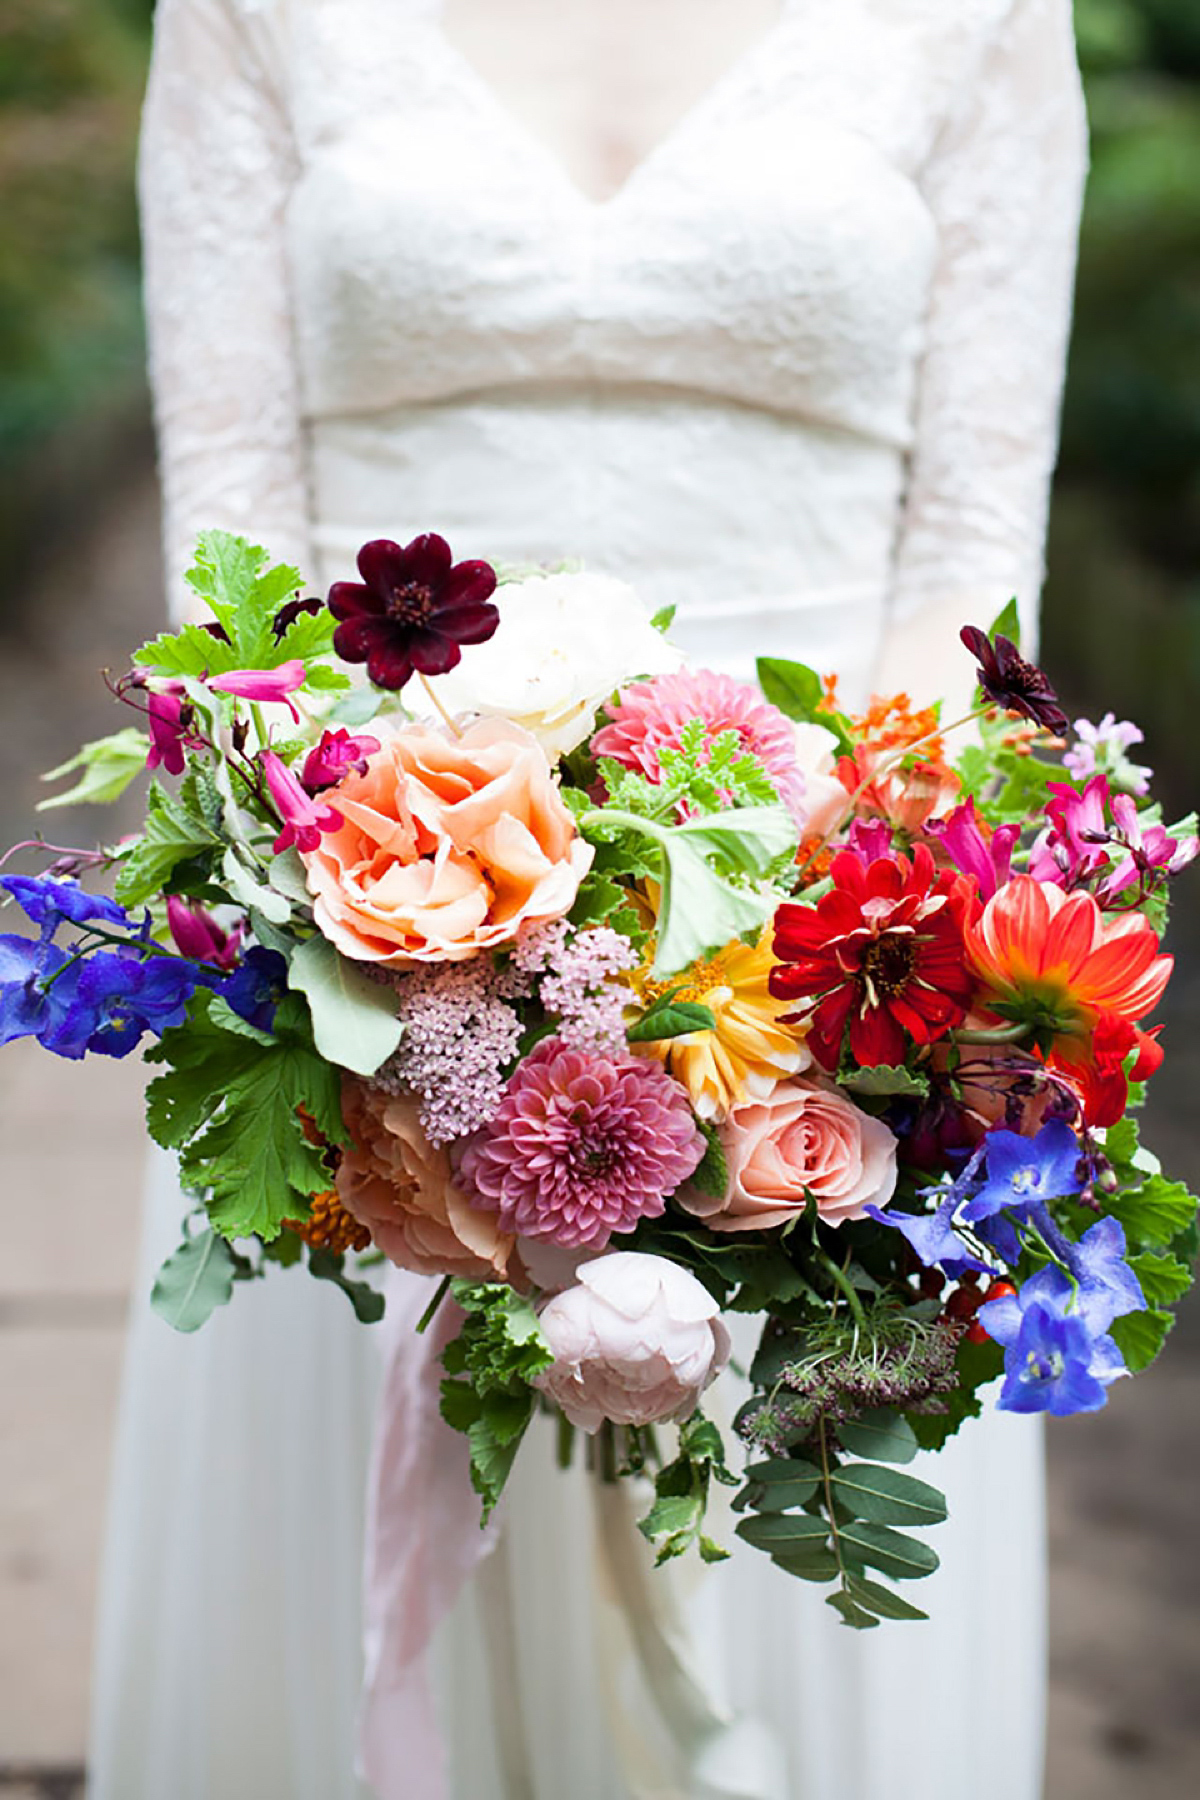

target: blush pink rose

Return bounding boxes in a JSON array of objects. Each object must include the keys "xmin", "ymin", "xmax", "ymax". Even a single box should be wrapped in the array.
[
  {"xmin": 302, "ymin": 717, "xmax": 592, "ymax": 964},
  {"xmin": 336, "ymin": 1078, "xmax": 513, "ymax": 1279},
  {"xmin": 681, "ymin": 1077, "xmax": 898, "ymax": 1231}
]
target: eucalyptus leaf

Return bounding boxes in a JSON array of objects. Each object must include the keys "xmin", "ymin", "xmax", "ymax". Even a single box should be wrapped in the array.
[
  {"xmin": 151, "ymin": 1230, "xmax": 237, "ymax": 1333},
  {"xmin": 831, "ymin": 1463, "xmax": 947, "ymax": 1528},
  {"xmin": 289, "ymin": 935, "xmax": 405, "ymax": 1075}
]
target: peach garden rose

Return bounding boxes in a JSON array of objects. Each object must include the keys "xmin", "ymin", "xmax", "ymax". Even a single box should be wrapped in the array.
[
  {"xmin": 336, "ymin": 1078, "xmax": 513, "ymax": 1279},
  {"xmin": 301, "ymin": 716, "xmax": 592, "ymax": 964},
  {"xmin": 681, "ymin": 1077, "xmax": 898, "ymax": 1232}
]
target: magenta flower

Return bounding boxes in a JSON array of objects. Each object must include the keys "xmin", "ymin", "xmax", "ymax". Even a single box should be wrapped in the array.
[
  {"xmin": 844, "ymin": 818, "xmax": 894, "ymax": 865},
  {"xmin": 327, "ymin": 535, "xmax": 499, "ymax": 690},
  {"xmin": 1100, "ymin": 794, "xmax": 1198, "ymax": 902},
  {"xmin": 301, "ymin": 727, "xmax": 381, "ymax": 793},
  {"xmin": 925, "ymin": 797, "xmax": 1018, "ymax": 901},
  {"xmin": 591, "ymin": 668, "xmax": 807, "ymax": 822},
  {"xmin": 459, "ymin": 1037, "xmax": 705, "ymax": 1249},
  {"xmin": 166, "ymin": 896, "xmax": 244, "ymax": 970},
  {"xmin": 260, "ymin": 750, "xmax": 343, "ymax": 854},
  {"xmin": 209, "ymin": 660, "xmax": 307, "ymax": 721},
  {"xmin": 1029, "ymin": 776, "xmax": 1112, "ymax": 888},
  {"xmin": 145, "ymin": 687, "xmax": 202, "ymax": 777}
]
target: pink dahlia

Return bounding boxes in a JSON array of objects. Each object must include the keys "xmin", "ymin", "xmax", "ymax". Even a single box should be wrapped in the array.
[
  {"xmin": 590, "ymin": 668, "xmax": 806, "ymax": 822},
  {"xmin": 459, "ymin": 1037, "xmax": 705, "ymax": 1249}
]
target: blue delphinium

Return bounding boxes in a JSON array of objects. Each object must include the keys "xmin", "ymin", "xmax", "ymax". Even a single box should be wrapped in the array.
[
  {"xmin": 0, "ymin": 875, "xmax": 131, "ymax": 933},
  {"xmin": 0, "ymin": 929, "xmax": 84, "ymax": 1052},
  {"xmin": 961, "ymin": 1120, "xmax": 1083, "ymax": 1223},
  {"xmin": 47, "ymin": 951, "xmax": 200, "ymax": 1059},
  {"xmin": 220, "ymin": 947, "xmax": 288, "ymax": 1032}
]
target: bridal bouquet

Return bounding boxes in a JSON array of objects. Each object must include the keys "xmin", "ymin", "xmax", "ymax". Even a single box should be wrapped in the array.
[{"xmin": 4, "ymin": 529, "xmax": 1197, "ymax": 1630}]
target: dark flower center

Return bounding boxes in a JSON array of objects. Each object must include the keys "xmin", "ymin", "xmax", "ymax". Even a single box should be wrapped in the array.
[
  {"xmin": 387, "ymin": 580, "xmax": 437, "ymax": 626},
  {"xmin": 861, "ymin": 934, "xmax": 916, "ymax": 1001}
]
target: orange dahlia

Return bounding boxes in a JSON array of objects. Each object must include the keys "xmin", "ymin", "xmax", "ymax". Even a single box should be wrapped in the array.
[{"xmin": 966, "ymin": 876, "xmax": 1171, "ymax": 1124}]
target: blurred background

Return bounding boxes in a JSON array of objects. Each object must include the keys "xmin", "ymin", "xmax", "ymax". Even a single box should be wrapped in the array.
[{"xmin": 0, "ymin": 1, "xmax": 1197, "ymax": 1795}]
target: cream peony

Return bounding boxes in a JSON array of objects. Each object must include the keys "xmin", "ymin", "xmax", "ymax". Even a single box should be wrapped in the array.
[
  {"xmin": 424, "ymin": 570, "xmax": 682, "ymax": 757},
  {"xmin": 534, "ymin": 1252, "xmax": 731, "ymax": 1433},
  {"xmin": 681, "ymin": 1077, "xmax": 898, "ymax": 1231}
]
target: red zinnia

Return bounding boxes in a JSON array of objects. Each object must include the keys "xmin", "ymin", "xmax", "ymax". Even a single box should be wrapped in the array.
[{"xmin": 771, "ymin": 844, "xmax": 975, "ymax": 1069}]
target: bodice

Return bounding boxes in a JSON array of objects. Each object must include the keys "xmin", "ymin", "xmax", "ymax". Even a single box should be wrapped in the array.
[{"xmin": 139, "ymin": 0, "xmax": 1087, "ymax": 699}]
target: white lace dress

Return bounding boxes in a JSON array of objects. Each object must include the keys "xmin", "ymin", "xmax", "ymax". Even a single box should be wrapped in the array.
[{"xmin": 88, "ymin": 2, "xmax": 1087, "ymax": 1796}]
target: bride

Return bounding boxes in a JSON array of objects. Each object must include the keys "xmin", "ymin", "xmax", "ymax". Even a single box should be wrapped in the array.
[{"xmin": 88, "ymin": 1, "xmax": 1086, "ymax": 1796}]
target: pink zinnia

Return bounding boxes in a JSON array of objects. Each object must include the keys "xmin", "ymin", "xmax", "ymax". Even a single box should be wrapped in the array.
[
  {"xmin": 459, "ymin": 1037, "xmax": 705, "ymax": 1249},
  {"xmin": 590, "ymin": 668, "xmax": 806, "ymax": 822}
]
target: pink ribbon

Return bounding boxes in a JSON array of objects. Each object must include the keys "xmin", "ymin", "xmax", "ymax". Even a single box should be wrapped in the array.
[{"xmin": 357, "ymin": 1268, "xmax": 502, "ymax": 1800}]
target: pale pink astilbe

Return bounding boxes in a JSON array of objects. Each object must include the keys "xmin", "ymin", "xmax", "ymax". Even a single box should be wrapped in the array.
[
  {"xmin": 590, "ymin": 667, "xmax": 807, "ymax": 823},
  {"xmin": 459, "ymin": 1037, "xmax": 705, "ymax": 1249},
  {"xmin": 514, "ymin": 920, "xmax": 637, "ymax": 1047},
  {"xmin": 372, "ymin": 959, "xmax": 531, "ymax": 1147}
]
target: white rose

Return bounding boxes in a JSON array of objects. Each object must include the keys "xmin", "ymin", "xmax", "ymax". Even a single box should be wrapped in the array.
[
  {"xmin": 535, "ymin": 1252, "xmax": 731, "ymax": 1434},
  {"xmin": 792, "ymin": 720, "xmax": 848, "ymax": 839},
  {"xmin": 425, "ymin": 571, "xmax": 682, "ymax": 758}
]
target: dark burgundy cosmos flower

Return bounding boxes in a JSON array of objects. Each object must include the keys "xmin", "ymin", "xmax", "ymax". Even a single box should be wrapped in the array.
[
  {"xmin": 327, "ymin": 535, "xmax": 499, "ymax": 690},
  {"xmin": 770, "ymin": 843, "xmax": 976, "ymax": 1069},
  {"xmin": 960, "ymin": 626, "xmax": 1069, "ymax": 733}
]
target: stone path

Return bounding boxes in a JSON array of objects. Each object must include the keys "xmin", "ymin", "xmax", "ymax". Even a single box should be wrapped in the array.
[{"xmin": 0, "ymin": 464, "xmax": 1197, "ymax": 1794}]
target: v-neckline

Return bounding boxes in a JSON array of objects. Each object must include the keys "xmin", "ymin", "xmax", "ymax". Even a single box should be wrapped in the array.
[{"xmin": 431, "ymin": 1, "xmax": 792, "ymax": 213}]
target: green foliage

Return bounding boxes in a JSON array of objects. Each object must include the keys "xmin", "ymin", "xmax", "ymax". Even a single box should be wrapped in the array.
[
  {"xmin": 144, "ymin": 988, "xmax": 343, "ymax": 1243},
  {"xmin": 114, "ymin": 774, "xmax": 222, "ymax": 906},
  {"xmin": 308, "ymin": 1247, "xmax": 386, "ymax": 1323},
  {"xmin": 288, "ymin": 934, "xmax": 405, "ymax": 1076},
  {"xmin": 688, "ymin": 1120, "xmax": 729, "ymax": 1202},
  {"xmin": 626, "ymin": 993, "xmax": 717, "ymax": 1042},
  {"xmin": 1109, "ymin": 1305, "xmax": 1175, "ymax": 1372},
  {"xmin": 595, "ymin": 715, "xmax": 780, "ymax": 824},
  {"xmin": 150, "ymin": 1228, "xmax": 237, "ymax": 1333},
  {"xmin": 755, "ymin": 657, "xmax": 854, "ymax": 755},
  {"xmin": 38, "ymin": 726, "xmax": 148, "ymax": 811},
  {"xmin": 440, "ymin": 1283, "xmax": 555, "ymax": 1522},
  {"xmin": 637, "ymin": 1412, "xmax": 737, "ymax": 1566}
]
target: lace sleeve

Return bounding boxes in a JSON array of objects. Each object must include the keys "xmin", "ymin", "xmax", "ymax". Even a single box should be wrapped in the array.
[
  {"xmin": 875, "ymin": 0, "xmax": 1087, "ymax": 713},
  {"xmin": 139, "ymin": 0, "xmax": 312, "ymax": 623}
]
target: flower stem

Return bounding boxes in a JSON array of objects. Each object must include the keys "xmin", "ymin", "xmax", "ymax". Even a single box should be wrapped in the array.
[
  {"xmin": 416, "ymin": 1273, "xmax": 452, "ymax": 1335},
  {"xmin": 556, "ymin": 1409, "xmax": 576, "ymax": 1471},
  {"xmin": 418, "ymin": 673, "xmax": 463, "ymax": 738},
  {"xmin": 950, "ymin": 1022, "xmax": 1032, "ymax": 1046},
  {"xmin": 814, "ymin": 1247, "xmax": 868, "ymax": 1335}
]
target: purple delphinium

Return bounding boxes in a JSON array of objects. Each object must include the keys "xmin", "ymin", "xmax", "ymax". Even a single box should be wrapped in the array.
[
  {"xmin": 977, "ymin": 1266, "xmax": 1128, "ymax": 1416},
  {"xmin": 1064, "ymin": 714, "xmax": 1152, "ymax": 796},
  {"xmin": 372, "ymin": 957, "xmax": 531, "ymax": 1146},
  {"xmin": 46, "ymin": 950, "xmax": 199, "ymax": 1059},
  {"xmin": 514, "ymin": 920, "xmax": 637, "ymax": 1047},
  {"xmin": 0, "ymin": 929, "xmax": 84, "ymax": 1052},
  {"xmin": 1, "ymin": 875, "xmax": 128, "ymax": 933},
  {"xmin": 960, "ymin": 1120, "xmax": 1084, "ymax": 1224},
  {"xmin": 220, "ymin": 947, "xmax": 289, "ymax": 1033}
]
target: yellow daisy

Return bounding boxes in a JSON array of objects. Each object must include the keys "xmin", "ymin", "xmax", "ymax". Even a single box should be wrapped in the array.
[{"xmin": 629, "ymin": 931, "xmax": 811, "ymax": 1120}]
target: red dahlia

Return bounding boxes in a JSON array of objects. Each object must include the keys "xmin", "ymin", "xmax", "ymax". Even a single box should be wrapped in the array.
[{"xmin": 770, "ymin": 844, "xmax": 975, "ymax": 1069}]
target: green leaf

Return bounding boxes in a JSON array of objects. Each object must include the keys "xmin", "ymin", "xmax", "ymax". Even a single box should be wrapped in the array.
[
  {"xmin": 1111, "ymin": 1176, "xmax": 1197, "ymax": 1250},
  {"xmin": 38, "ymin": 728, "xmax": 148, "ymax": 812},
  {"xmin": 831, "ymin": 1463, "xmax": 947, "ymax": 1529},
  {"xmin": 826, "ymin": 1589, "xmax": 881, "ymax": 1630},
  {"xmin": 183, "ymin": 529, "xmax": 309, "ymax": 669},
  {"xmin": 307, "ymin": 1247, "xmax": 386, "ymax": 1322},
  {"xmin": 987, "ymin": 597, "xmax": 1021, "ymax": 647},
  {"xmin": 115, "ymin": 779, "xmax": 222, "ymax": 907},
  {"xmin": 626, "ymin": 998, "xmax": 717, "ymax": 1042},
  {"xmin": 650, "ymin": 604, "xmax": 677, "ymax": 633},
  {"xmin": 844, "ymin": 1573, "xmax": 929, "ymax": 1622},
  {"xmin": 743, "ymin": 1475, "xmax": 822, "ymax": 1514},
  {"xmin": 756, "ymin": 656, "xmax": 824, "ymax": 719},
  {"xmin": 639, "ymin": 1494, "xmax": 703, "ymax": 1543},
  {"xmin": 1127, "ymin": 1251, "xmax": 1193, "ymax": 1307},
  {"xmin": 688, "ymin": 1120, "xmax": 729, "ymax": 1202},
  {"xmin": 698, "ymin": 1535, "xmax": 731, "ymax": 1565},
  {"xmin": 467, "ymin": 1413, "xmax": 529, "ymax": 1521},
  {"xmin": 150, "ymin": 1230, "xmax": 237, "ymax": 1333},
  {"xmin": 773, "ymin": 1544, "xmax": 840, "ymax": 1583},
  {"xmin": 838, "ymin": 1520, "xmax": 940, "ymax": 1582},
  {"xmin": 288, "ymin": 935, "xmax": 405, "ymax": 1075},
  {"xmin": 653, "ymin": 810, "xmax": 792, "ymax": 976},
  {"xmin": 735, "ymin": 1511, "xmax": 831, "ymax": 1552},
  {"xmin": 836, "ymin": 1408, "xmax": 920, "ymax": 1465},
  {"xmin": 840, "ymin": 1064, "xmax": 930, "ymax": 1100},
  {"xmin": 135, "ymin": 621, "xmax": 240, "ymax": 679},
  {"xmin": 440, "ymin": 1378, "xmax": 483, "ymax": 1432},
  {"xmin": 1109, "ymin": 1307, "xmax": 1174, "ymax": 1373}
]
